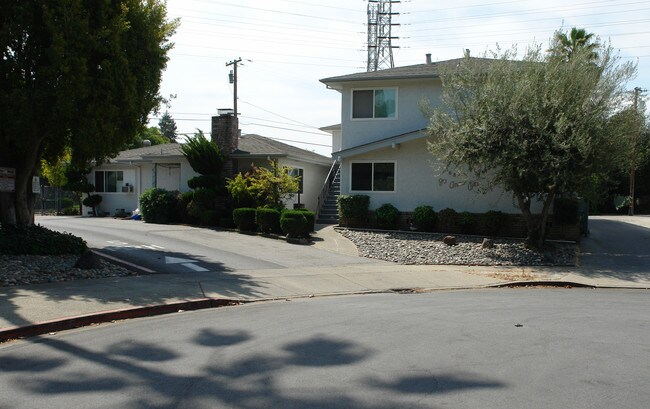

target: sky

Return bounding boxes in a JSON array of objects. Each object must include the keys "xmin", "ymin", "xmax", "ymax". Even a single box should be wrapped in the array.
[{"xmin": 151, "ymin": 0, "xmax": 650, "ymax": 156}]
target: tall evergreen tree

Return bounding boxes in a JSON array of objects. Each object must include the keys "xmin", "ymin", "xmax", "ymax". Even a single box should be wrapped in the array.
[{"xmin": 158, "ymin": 110, "xmax": 178, "ymax": 142}]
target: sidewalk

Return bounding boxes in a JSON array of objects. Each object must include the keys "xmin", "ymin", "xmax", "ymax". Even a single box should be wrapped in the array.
[{"xmin": 2, "ymin": 225, "xmax": 649, "ymax": 340}]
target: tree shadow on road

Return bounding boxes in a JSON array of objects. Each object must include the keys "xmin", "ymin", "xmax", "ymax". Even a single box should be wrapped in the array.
[{"xmin": 0, "ymin": 327, "xmax": 506, "ymax": 408}]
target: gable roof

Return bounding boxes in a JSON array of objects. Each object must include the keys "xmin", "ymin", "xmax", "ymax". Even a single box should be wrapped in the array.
[
  {"xmin": 111, "ymin": 134, "xmax": 331, "ymax": 165},
  {"xmin": 320, "ymin": 57, "xmax": 493, "ymax": 84}
]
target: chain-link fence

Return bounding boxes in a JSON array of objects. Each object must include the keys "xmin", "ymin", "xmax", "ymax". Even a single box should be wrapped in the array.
[{"xmin": 34, "ymin": 186, "xmax": 80, "ymax": 215}]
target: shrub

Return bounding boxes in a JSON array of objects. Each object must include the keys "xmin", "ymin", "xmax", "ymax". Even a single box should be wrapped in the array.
[
  {"xmin": 280, "ymin": 210, "xmax": 309, "ymax": 238},
  {"xmin": 412, "ymin": 205, "xmax": 437, "ymax": 232},
  {"xmin": 199, "ymin": 210, "xmax": 220, "ymax": 227},
  {"xmin": 187, "ymin": 175, "xmax": 220, "ymax": 190},
  {"xmin": 61, "ymin": 197, "xmax": 75, "ymax": 209},
  {"xmin": 375, "ymin": 203, "xmax": 399, "ymax": 230},
  {"xmin": 483, "ymin": 210, "xmax": 507, "ymax": 235},
  {"xmin": 82, "ymin": 194, "xmax": 102, "ymax": 216},
  {"xmin": 219, "ymin": 216, "xmax": 235, "ymax": 228},
  {"xmin": 458, "ymin": 211, "xmax": 477, "ymax": 234},
  {"xmin": 337, "ymin": 195, "xmax": 369, "ymax": 227},
  {"xmin": 0, "ymin": 225, "xmax": 87, "ymax": 255},
  {"xmin": 60, "ymin": 206, "xmax": 80, "ymax": 216},
  {"xmin": 553, "ymin": 198, "xmax": 579, "ymax": 225},
  {"xmin": 256, "ymin": 208, "xmax": 281, "ymax": 234},
  {"xmin": 437, "ymin": 208, "xmax": 458, "ymax": 232},
  {"xmin": 139, "ymin": 188, "xmax": 179, "ymax": 224},
  {"xmin": 294, "ymin": 208, "xmax": 315, "ymax": 232},
  {"xmin": 232, "ymin": 208, "xmax": 257, "ymax": 231}
]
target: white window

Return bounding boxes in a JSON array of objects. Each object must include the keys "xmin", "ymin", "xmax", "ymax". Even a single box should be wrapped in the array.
[
  {"xmin": 350, "ymin": 162, "xmax": 395, "ymax": 192},
  {"xmin": 94, "ymin": 171, "xmax": 124, "ymax": 193},
  {"xmin": 352, "ymin": 88, "xmax": 397, "ymax": 119}
]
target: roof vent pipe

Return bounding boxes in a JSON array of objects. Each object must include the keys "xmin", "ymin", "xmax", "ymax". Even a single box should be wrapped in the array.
[
  {"xmin": 142, "ymin": 139, "xmax": 151, "ymax": 147},
  {"xmin": 425, "ymin": 53, "xmax": 432, "ymax": 64}
]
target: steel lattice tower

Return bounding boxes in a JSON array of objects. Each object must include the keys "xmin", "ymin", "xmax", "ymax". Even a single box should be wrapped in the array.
[{"xmin": 366, "ymin": 0, "xmax": 400, "ymax": 72}]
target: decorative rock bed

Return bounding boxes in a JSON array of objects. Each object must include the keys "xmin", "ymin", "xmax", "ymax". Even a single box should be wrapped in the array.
[{"xmin": 337, "ymin": 229, "xmax": 577, "ymax": 266}]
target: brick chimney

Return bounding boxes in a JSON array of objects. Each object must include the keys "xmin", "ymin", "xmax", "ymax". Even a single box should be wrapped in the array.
[{"xmin": 211, "ymin": 110, "xmax": 239, "ymax": 176}]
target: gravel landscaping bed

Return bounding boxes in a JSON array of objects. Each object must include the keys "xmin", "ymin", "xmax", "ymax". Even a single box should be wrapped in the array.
[
  {"xmin": 0, "ymin": 255, "xmax": 137, "ymax": 287},
  {"xmin": 337, "ymin": 229, "xmax": 577, "ymax": 266}
]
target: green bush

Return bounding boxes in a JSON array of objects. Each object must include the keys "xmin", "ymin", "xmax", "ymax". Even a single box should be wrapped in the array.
[
  {"xmin": 554, "ymin": 198, "xmax": 579, "ymax": 225},
  {"xmin": 375, "ymin": 203, "xmax": 399, "ymax": 230},
  {"xmin": 60, "ymin": 206, "xmax": 80, "ymax": 216},
  {"xmin": 82, "ymin": 194, "xmax": 102, "ymax": 215},
  {"xmin": 219, "ymin": 216, "xmax": 235, "ymax": 228},
  {"xmin": 483, "ymin": 210, "xmax": 507, "ymax": 235},
  {"xmin": 61, "ymin": 197, "xmax": 75, "ymax": 209},
  {"xmin": 139, "ymin": 188, "xmax": 179, "ymax": 224},
  {"xmin": 187, "ymin": 175, "xmax": 220, "ymax": 190},
  {"xmin": 337, "ymin": 195, "xmax": 369, "ymax": 227},
  {"xmin": 256, "ymin": 208, "xmax": 281, "ymax": 234},
  {"xmin": 233, "ymin": 208, "xmax": 257, "ymax": 231},
  {"xmin": 294, "ymin": 208, "xmax": 315, "ymax": 232},
  {"xmin": 0, "ymin": 225, "xmax": 87, "ymax": 255},
  {"xmin": 412, "ymin": 205, "xmax": 437, "ymax": 232},
  {"xmin": 280, "ymin": 210, "xmax": 309, "ymax": 238},
  {"xmin": 458, "ymin": 211, "xmax": 477, "ymax": 234},
  {"xmin": 199, "ymin": 210, "xmax": 220, "ymax": 226},
  {"xmin": 437, "ymin": 208, "xmax": 458, "ymax": 232}
]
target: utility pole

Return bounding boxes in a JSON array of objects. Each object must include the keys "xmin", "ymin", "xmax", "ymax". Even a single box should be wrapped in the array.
[
  {"xmin": 226, "ymin": 58, "xmax": 242, "ymax": 118},
  {"xmin": 629, "ymin": 86, "xmax": 647, "ymax": 216}
]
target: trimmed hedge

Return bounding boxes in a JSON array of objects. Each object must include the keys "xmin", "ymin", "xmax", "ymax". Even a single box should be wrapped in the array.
[
  {"xmin": 375, "ymin": 203, "xmax": 399, "ymax": 230},
  {"xmin": 0, "ymin": 225, "xmax": 87, "ymax": 255},
  {"xmin": 412, "ymin": 205, "xmax": 436, "ymax": 232},
  {"xmin": 337, "ymin": 195, "xmax": 369, "ymax": 227},
  {"xmin": 437, "ymin": 208, "xmax": 458, "ymax": 233},
  {"xmin": 256, "ymin": 208, "xmax": 281, "ymax": 234},
  {"xmin": 458, "ymin": 211, "xmax": 477, "ymax": 234},
  {"xmin": 483, "ymin": 210, "xmax": 507, "ymax": 236},
  {"xmin": 280, "ymin": 210, "xmax": 309, "ymax": 238},
  {"xmin": 233, "ymin": 208, "xmax": 257, "ymax": 231},
  {"xmin": 294, "ymin": 208, "xmax": 315, "ymax": 232},
  {"xmin": 140, "ymin": 188, "xmax": 179, "ymax": 224}
]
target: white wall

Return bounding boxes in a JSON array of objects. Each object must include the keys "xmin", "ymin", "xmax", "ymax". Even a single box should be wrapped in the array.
[
  {"xmin": 281, "ymin": 158, "xmax": 330, "ymax": 212},
  {"xmin": 84, "ymin": 164, "xmax": 138, "ymax": 216},
  {"xmin": 339, "ymin": 79, "xmax": 442, "ymax": 151},
  {"xmin": 339, "ymin": 138, "xmax": 524, "ymax": 214}
]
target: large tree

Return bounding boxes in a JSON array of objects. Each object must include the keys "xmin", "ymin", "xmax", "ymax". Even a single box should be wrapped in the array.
[
  {"xmin": 158, "ymin": 110, "xmax": 178, "ymax": 142},
  {"xmin": 426, "ymin": 42, "xmax": 637, "ymax": 248},
  {"xmin": 0, "ymin": 0, "xmax": 177, "ymax": 227},
  {"xmin": 549, "ymin": 27, "xmax": 600, "ymax": 62}
]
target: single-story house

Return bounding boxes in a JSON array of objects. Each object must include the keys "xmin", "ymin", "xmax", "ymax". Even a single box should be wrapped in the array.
[{"xmin": 85, "ymin": 113, "xmax": 332, "ymax": 216}]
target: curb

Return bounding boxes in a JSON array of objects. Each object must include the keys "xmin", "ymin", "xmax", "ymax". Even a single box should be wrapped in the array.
[{"xmin": 0, "ymin": 298, "xmax": 245, "ymax": 343}]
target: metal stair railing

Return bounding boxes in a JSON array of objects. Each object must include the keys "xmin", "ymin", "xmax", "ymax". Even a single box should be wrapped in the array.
[{"xmin": 317, "ymin": 160, "xmax": 340, "ymax": 218}]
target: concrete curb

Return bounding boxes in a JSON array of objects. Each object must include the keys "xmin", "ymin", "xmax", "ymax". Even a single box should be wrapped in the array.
[{"xmin": 0, "ymin": 298, "xmax": 245, "ymax": 343}]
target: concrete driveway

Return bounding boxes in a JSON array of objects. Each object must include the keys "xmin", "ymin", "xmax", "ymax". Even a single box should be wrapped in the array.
[{"xmin": 576, "ymin": 215, "xmax": 650, "ymax": 282}]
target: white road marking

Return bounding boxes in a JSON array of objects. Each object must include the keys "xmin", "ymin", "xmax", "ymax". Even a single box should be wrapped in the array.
[
  {"xmin": 182, "ymin": 263, "xmax": 209, "ymax": 272},
  {"xmin": 165, "ymin": 256, "xmax": 196, "ymax": 264}
]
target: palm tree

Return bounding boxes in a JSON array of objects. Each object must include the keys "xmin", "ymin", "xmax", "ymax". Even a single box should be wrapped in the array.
[{"xmin": 549, "ymin": 27, "xmax": 600, "ymax": 62}]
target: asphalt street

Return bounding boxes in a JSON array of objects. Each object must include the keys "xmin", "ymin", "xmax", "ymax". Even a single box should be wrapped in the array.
[
  {"xmin": 38, "ymin": 216, "xmax": 379, "ymax": 274},
  {"xmin": 2, "ymin": 289, "xmax": 649, "ymax": 409}
]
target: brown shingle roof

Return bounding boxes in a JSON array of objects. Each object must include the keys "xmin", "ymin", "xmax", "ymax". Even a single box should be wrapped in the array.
[{"xmin": 112, "ymin": 135, "xmax": 331, "ymax": 164}]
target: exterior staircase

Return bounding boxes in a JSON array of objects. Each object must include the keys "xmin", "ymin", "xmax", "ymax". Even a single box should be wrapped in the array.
[{"xmin": 316, "ymin": 163, "xmax": 340, "ymax": 225}]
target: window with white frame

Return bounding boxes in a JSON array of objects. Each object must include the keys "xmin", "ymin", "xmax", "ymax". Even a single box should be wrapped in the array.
[
  {"xmin": 350, "ymin": 162, "xmax": 395, "ymax": 192},
  {"xmin": 94, "ymin": 171, "xmax": 124, "ymax": 193},
  {"xmin": 287, "ymin": 167, "xmax": 304, "ymax": 194},
  {"xmin": 352, "ymin": 88, "xmax": 397, "ymax": 119}
]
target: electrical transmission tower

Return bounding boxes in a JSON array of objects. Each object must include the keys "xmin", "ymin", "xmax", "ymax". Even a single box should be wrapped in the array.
[{"xmin": 366, "ymin": 0, "xmax": 400, "ymax": 72}]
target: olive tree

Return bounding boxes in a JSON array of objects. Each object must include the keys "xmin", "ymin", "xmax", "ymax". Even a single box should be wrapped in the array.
[{"xmin": 426, "ymin": 42, "xmax": 636, "ymax": 248}]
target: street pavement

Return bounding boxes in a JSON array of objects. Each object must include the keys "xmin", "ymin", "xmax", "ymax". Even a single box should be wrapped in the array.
[{"xmin": 1, "ymin": 215, "xmax": 649, "ymax": 338}]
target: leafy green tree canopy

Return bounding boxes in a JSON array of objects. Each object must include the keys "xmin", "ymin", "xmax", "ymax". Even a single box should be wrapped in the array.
[
  {"xmin": 226, "ymin": 161, "xmax": 300, "ymax": 210},
  {"xmin": 549, "ymin": 27, "xmax": 600, "ymax": 62},
  {"xmin": 125, "ymin": 126, "xmax": 168, "ymax": 150},
  {"xmin": 0, "ymin": 0, "xmax": 177, "ymax": 227},
  {"xmin": 426, "ymin": 40, "xmax": 637, "ymax": 248}
]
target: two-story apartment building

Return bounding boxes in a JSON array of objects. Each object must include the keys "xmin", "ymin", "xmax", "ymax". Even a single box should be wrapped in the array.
[{"xmin": 320, "ymin": 55, "xmax": 522, "ymax": 215}]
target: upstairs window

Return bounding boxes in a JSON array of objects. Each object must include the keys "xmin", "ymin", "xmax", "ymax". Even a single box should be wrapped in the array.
[{"xmin": 352, "ymin": 88, "xmax": 396, "ymax": 119}]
